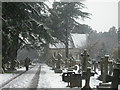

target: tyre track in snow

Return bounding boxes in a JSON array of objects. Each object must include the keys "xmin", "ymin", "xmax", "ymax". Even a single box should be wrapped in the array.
[
  {"xmin": 0, "ymin": 71, "xmax": 26, "ymax": 89},
  {"xmin": 0, "ymin": 69, "xmax": 28, "ymax": 89},
  {"xmin": 28, "ymin": 65, "xmax": 41, "ymax": 89},
  {"xmin": 0, "ymin": 65, "xmax": 38, "ymax": 89}
]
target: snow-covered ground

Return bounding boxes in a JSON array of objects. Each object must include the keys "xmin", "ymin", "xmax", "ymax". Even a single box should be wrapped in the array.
[
  {"xmin": 38, "ymin": 64, "xmax": 68, "ymax": 88},
  {"xmin": 38, "ymin": 64, "xmax": 102, "ymax": 88},
  {"xmin": 0, "ymin": 67, "xmax": 26, "ymax": 88},
  {"xmin": 0, "ymin": 64, "xmax": 120, "ymax": 89},
  {"xmin": 1, "ymin": 65, "xmax": 39, "ymax": 88},
  {"xmin": 0, "ymin": 74, "xmax": 17, "ymax": 87}
]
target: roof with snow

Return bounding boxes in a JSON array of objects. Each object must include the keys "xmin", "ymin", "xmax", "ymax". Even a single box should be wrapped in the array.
[{"xmin": 49, "ymin": 33, "xmax": 87, "ymax": 48}]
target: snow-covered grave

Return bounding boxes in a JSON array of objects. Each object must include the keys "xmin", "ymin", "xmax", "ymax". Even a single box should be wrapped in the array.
[{"xmin": 38, "ymin": 64, "xmax": 102, "ymax": 88}]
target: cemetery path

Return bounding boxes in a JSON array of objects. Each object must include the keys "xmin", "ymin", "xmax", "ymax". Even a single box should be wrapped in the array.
[
  {"xmin": 28, "ymin": 64, "xmax": 41, "ymax": 88},
  {"xmin": 37, "ymin": 64, "xmax": 68, "ymax": 88},
  {"xmin": 1, "ymin": 64, "xmax": 40, "ymax": 89}
]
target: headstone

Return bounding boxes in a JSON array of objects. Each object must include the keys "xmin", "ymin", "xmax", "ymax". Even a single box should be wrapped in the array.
[
  {"xmin": 64, "ymin": 58, "xmax": 69, "ymax": 68},
  {"xmin": 99, "ymin": 57, "xmax": 104, "ymax": 80},
  {"xmin": 100, "ymin": 57, "xmax": 104, "ymax": 73},
  {"xmin": 54, "ymin": 53, "xmax": 62, "ymax": 73},
  {"xmin": 108, "ymin": 60, "xmax": 113, "ymax": 75},
  {"xmin": 97, "ymin": 63, "xmax": 119, "ymax": 90},
  {"xmin": 68, "ymin": 56, "xmax": 74, "ymax": 71},
  {"xmin": 56, "ymin": 53, "xmax": 62, "ymax": 69},
  {"xmin": 111, "ymin": 68, "xmax": 119, "ymax": 90},
  {"xmin": 81, "ymin": 68, "xmax": 92, "ymax": 90},
  {"xmin": 69, "ymin": 58, "xmax": 72, "ymax": 68},
  {"xmin": 81, "ymin": 49, "xmax": 89, "ymax": 72},
  {"xmin": 70, "ymin": 73, "xmax": 82, "ymax": 87},
  {"xmin": 103, "ymin": 55, "xmax": 109, "ymax": 83}
]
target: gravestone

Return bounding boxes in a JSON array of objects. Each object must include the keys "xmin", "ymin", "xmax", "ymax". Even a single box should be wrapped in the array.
[
  {"xmin": 81, "ymin": 49, "xmax": 89, "ymax": 73},
  {"xmin": 56, "ymin": 53, "xmax": 62, "ymax": 69},
  {"xmin": 97, "ymin": 55, "xmax": 112, "ymax": 90},
  {"xmin": 111, "ymin": 68, "xmax": 119, "ymax": 90},
  {"xmin": 64, "ymin": 58, "xmax": 69, "ymax": 68},
  {"xmin": 81, "ymin": 68, "xmax": 92, "ymax": 90},
  {"xmin": 99, "ymin": 57, "xmax": 104, "ymax": 80},
  {"xmin": 97, "ymin": 68, "xmax": 120, "ymax": 90},
  {"xmin": 70, "ymin": 73, "xmax": 82, "ymax": 88},
  {"xmin": 81, "ymin": 49, "xmax": 89, "ymax": 78},
  {"xmin": 68, "ymin": 56, "xmax": 74, "ymax": 71},
  {"xmin": 54, "ymin": 53, "xmax": 62, "ymax": 73},
  {"xmin": 108, "ymin": 60, "xmax": 113, "ymax": 75},
  {"xmin": 69, "ymin": 57, "xmax": 72, "ymax": 67},
  {"xmin": 103, "ymin": 55, "xmax": 109, "ymax": 83}
]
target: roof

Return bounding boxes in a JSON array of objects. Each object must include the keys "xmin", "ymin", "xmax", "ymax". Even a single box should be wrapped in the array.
[
  {"xmin": 71, "ymin": 33, "xmax": 87, "ymax": 48},
  {"xmin": 49, "ymin": 33, "xmax": 87, "ymax": 48}
]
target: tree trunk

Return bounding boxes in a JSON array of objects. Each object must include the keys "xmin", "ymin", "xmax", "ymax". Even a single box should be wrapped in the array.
[{"xmin": 65, "ymin": 30, "xmax": 69, "ymax": 58}]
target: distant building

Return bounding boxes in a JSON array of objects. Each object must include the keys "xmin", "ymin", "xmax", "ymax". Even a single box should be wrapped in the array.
[
  {"xmin": 48, "ymin": 48, "xmax": 81, "ymax": 60},
  {"xmin": 48, "ymin": 34, "xmax": 87, "ymax": 60}
]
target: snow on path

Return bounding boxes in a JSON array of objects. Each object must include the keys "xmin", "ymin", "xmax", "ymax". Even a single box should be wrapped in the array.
[
  {"xmin": 2, "ymin": 65, "xmax": 39, "ymax": 88},
  {"xmin": 0, "ymin": 74, "xmax": 17, "ymax": 87},
  {"xmin": 38, "ymin": 64, "xmax": 68, "ymax": 88},
  {"xmin": 0, "ymin": 67, "xmax": 26, "ymax": 87}
]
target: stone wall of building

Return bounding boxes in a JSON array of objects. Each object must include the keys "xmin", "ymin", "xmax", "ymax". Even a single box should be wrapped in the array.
[{"xmin": 48, "ymin": 48, "xmax": 82, "ymax": 60}]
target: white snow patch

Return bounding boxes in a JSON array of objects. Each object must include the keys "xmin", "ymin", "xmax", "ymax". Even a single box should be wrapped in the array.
[
  {"xmin": 0, "ymin": 74, "xmax": 17, "ymax": 86},
  {"xmin": 0, "ymin": 67, "xmax": 26, "ymax": 87},
  {"xmin": 2, "ymin": 65, "xmax": 39, "ymax": 88},
  {"xmin": 118, "ymin": 85, "xmax": 120, "ymax": 90},
  {"xmin": 38, "ymin": 64, "xmax": 68, "ymax": 88},
  {"xmin": 38, "ymin": 64, "xmax": 103, "ymax": 88}
]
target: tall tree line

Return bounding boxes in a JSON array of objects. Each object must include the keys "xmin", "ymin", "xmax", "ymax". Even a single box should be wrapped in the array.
[
  {"xmin": 86, "ymin": 26, "xmax": 118, "ymax": 60},
  {"xmin": 2, "ymin": 2, "xmax": 90, "ymax": 71}
]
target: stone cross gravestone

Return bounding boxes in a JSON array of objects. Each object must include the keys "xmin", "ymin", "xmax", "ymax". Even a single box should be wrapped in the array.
[
  {"xmin": 81, "ymin": 49, "xmax": 89, "ymax": 72},
  {"xmin": 56, "ymin": 53, "xmax": 62, "ymax": 69},
  {"xmin": 81, "ymin": 68, "xmax": 92, "ymax": 90}
]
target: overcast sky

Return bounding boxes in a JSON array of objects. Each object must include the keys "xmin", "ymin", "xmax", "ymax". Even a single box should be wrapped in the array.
[
  {"xmin": 46, "ymin": 0, "xmax": 119, "ymax": 32},
  {"xmin": 80, "ymin": 0, "xmax": 118, "ymax": 32}
]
